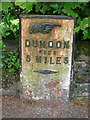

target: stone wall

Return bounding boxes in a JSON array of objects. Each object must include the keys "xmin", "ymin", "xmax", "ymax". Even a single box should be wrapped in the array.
[{"xmin": 72, "ymin": 40, "xmax": 90, "ymax": 98}]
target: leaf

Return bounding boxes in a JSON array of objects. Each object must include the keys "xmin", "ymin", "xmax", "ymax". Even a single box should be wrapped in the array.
[
  {"xmin": 39, "ymin": 3, "xmax": 50, "ymax": 14},
  {"xmin": 15, "ymin": 2, "xmax": 35, "ymax": 11},
  {"xmin": 74, "ymin": 26, "xmax": 80, "ymax": 33},
  {"xmin": 10, "ymin": 19, "xmax": 19, "ymax": 25},
  {"xmin": 64, "ymin": 3, "xmax": 82, "ymax": 9},
  {"xmin": 83, "ymin": 29, "xmax": 90, "ymax": 39},
  {"xmin": 83, "ymin": 29, "xmax": 89, "ymax": 39},
  {"xmin": 25, "ymin": 3, "xmax": 34, "ymax": 11},
  {"xmin": 50, "ymin": 3, "xmax": 59, "ymax": 10},
  {"xmin": 62, "ymin": 3, "xmax": 82, "ymax": 17},
  {"xmin": 1, "ymin": 2, "xmax": 11, "ymax": 11},
  {"xmin": 5, "ymin": 32, "xmax": 10, "ymax": 36},
  {"xmin": 35, "ymin": 3, "xmax": 42, "ymax": 13},
  {"xmin": 77, "ymin": 17, "xmax": 81, "ymax": 25},
  {"xmin": 63, "ymin": 8, "xmax": 78, "ymax": 17},
  {"xmin": 80, "ymin": 17, "xmax": 90, "ymax": 30}
]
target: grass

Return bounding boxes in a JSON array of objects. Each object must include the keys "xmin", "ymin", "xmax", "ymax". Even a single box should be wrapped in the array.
[{"xmin": 71, "ymin": 97, "xmax": 88, "ymax": 106}]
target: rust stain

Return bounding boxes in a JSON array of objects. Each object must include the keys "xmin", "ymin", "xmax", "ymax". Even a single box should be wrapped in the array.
[
  {"xmin": 21, "ymin": 18, "xmax": 74, "ymax": 66},
  {"xmin": 20, "ymin": 16, "xmax": 74, "ymax": 99},
  {"xmin": 54, "ymin": 86, "xmax": 61, "ymax": 96},
  {"xmin": 44, "ymin": 80, "xmax": 61, "ymax": 96},
  {"xmin": 44, "ymin": 80, "xmax": 60, "ymax": 89}
]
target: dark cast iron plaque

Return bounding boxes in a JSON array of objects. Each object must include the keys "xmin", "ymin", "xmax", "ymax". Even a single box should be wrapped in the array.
[{"xmin": 20, "ymin": 15, "xmax": 75, "ymax": 99}]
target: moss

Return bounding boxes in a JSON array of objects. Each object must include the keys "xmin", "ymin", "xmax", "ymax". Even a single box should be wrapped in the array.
[
  {"xmin": 23, "ymin": 99, "xmax": 36, "ymax": 105},
  {"xmin": 15, "ymin": 90, "xmax": 20, "ymax": 98},
  {"xmin": 74, "ymin": 40, "xmax": 90, "ymax": 60},
  {"xmin": 86, "ymin": 69, "xmax": 90, "ymax": 72},
  {"xmin": 71, "ymin": 98, "xmax": 88, "ymax": 106},
  {"xmin": 73, "ymin": 73, "xmax": 85, "ymax": 83}
]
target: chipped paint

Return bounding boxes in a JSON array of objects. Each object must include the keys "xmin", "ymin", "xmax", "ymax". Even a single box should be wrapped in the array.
[{"xmin": 20, "ymin": 15, "xmax": 75, "ymax": 99}]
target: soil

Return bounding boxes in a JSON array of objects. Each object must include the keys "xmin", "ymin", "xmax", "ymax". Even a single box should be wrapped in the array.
[{"xmin": 2, "ymin": 95, "xmax": 89, "ymax": 118}]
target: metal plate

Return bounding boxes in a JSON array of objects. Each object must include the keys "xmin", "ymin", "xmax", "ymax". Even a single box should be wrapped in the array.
[{"xmin": 20, "ymin": 15, "xmax": 75, "ymax": 99}]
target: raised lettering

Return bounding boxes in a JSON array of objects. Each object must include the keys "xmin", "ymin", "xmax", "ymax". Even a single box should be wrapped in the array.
[
  {"xmin": 48, "ymin": 41, "xmax": 53, "ymax": 48},
  {"xmin": 56, "ymin": 41, "xmax": 61, "ymax": 48},
  {"xmin": 63, "ymin": 41, "xmax": 69, "ymax": 49},
  {"xmin": 44, "ymin": 50, "xmax": 46, "ymax": 55},
  {"xmin": 48, "ymin": 50, "xmax": 51, "ymax": 55},
  {"xmin": 39, "ymin": 50, "xmax": 42, "ymax": 54},
  {"xmin": 50, "ymin": 57, "xmax": 54, "ymax": 64},
  {"xmin": 25, "ymin": 39, "xmax": 30, "ymax": 47},
  {"xmin": 40, "ymin": 40, "xmax": 46, "ymax": 48},
  {"xmin": 44, "ymin": 57, "xmax": 47, "ymax": 64},
  {"xmin": 56, "ymin": 57, "xmax": 61, "ymax": 64},
  {"xmin": 53, "ymin": 51, "xmax": 56, "ymax": 55},
  {"xmin": 64, "ymin": 57, "xmax": 68, "ymax": 64},
  {"xmin": 32, "ymin": 40, "xmax": 38, "ymax": 47},
  {"xmin": 26, "ymin": 55, "xmax": 30, "ymax": 62},
  {"xmin": 36, "ymin": 56, "xmax": 41, "ymax": 63}
]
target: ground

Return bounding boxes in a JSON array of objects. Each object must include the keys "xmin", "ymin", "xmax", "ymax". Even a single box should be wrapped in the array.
[{"xmin": 2, "ymin": 95, "xmax": 89, "ymax": 118}]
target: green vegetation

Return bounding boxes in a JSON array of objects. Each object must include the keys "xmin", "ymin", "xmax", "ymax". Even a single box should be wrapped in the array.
[
  {"xmin": 2, "ymin": 51, "xmax": 19, "ymax": 74},
  {"xmin": 2, "ymin": 51, "xmax": 20, "ymax": 88},
  {"xmin": 1, "ymin": 2, "xmax": 90, "ymax": 40},
  {"xmin": 71, "ymin": 98, "xmax": 88, "ymax": 106}
]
